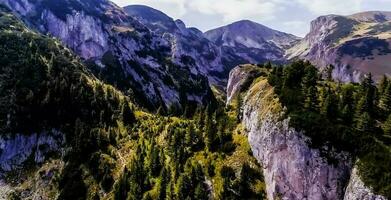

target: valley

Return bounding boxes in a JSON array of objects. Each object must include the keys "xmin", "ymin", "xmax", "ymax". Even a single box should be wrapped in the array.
[{"xmin": 0, "ymin": 0, "xmax": 390, "ymax": 200}]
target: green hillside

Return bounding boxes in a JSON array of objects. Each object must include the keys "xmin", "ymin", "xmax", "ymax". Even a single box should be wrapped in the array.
[{"xmin": 0, "ymin": 5, "xmax": 266, "ymax": 200}]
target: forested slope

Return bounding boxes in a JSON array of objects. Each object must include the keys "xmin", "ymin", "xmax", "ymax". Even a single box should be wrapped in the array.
[{"xmin": 0, "ymin": 5, "xmax": 266, "ymax": 199}]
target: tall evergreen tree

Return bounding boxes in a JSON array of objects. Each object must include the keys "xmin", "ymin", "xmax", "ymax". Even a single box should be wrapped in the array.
[
  {"xmin": 321, "ymin": 88, "xmax": 338, "ymax": 119},
  {"xmin": 302, "ymin": 65, "xmax": 319, "ymax": 111},
  {"xmin": 114, "ymin": 167, "xmax": 130, "ymax": 200},
  {"xmin": 204, "ymin": 111, "xmax": 216, "ymax": 151},
  {"xmin": 378, "ymin": 75, "xmax": 389, "ymax": 95},
  {"xmin": 383, "ymin": 115, "xmax": 391, "ymax": 135},
  {"xmin": 238, "ymin": 163, "xmax": 252, "ymax": 198},
  {"xmin": 122, "ymin": 103, "xmax": 135, "ymax": 124},
  {"xmin": 158, "ymin": 167, "xmax": 170, "ymax": 200},
  {"xmin": 380, "ymin": 82, "xmax": 391, "ymax": 115},
  {"xmin": 356, "ymin": 112, "xmax": 375, "ymax": 133},
  {"xmin": 265, "ymin": 61, "xmax": 272, "ymax": 69},
  {"xmin": 326, "ymin": 65, "xmax": 335, "ymax": 81},
  {"xmin": 356, "ymin": 74, "xmax": 375, "ymax": 116}
]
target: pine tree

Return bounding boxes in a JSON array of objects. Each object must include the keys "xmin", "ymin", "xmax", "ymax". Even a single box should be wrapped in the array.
[
  {"xmin": 219, "ymin": 166, "xmax": 237, "ymax": 200},
  {"xmin": 356, "ymin": 112, "xmax": 375, "ymax": 133},
  {"xmin": 176, "ymin": 175, "xmax": 191, "ymax": 199},
  {"xmin": 380, "ymin": 82, "xmax": 391, "ymax": 115},
  {"xmin": 122, "ymin": 103, "xmax": 135, "ymax": 124},
  {"xmin": 356, "ymin": 74, "xmax": 375, "ymax": 116},
  {"xmin": 194, "ymin": 183, "xmax": 209, "ymax": 200},
  {"xmin": 128, "ymin": 156, "xmax": 144, "ymax": 200},
  {"xmin": 238, "ymin": 163, "xmax": 251, "ymax": 198},
  {"xmin": 378, "ymin": 75, "xmax": 389, "ymax": 95},
  {"xmin": 265, "ymin": 61, "xmax": 272, "ymax": 69},
  {"xmin": 158, "ymin": 167, "xmax": 170, "ymax": 200},
  {"xmin": 326, "ymin": 65, "xmax": 335, "ymax": 81},
  {"xmin": 236, "ymin": 94, "xmax": 243, "ymax": 122},
  {"xmin": 383, "ymin": 114, "xmax": 391, "ymax": 135},
  {"xmin": 204, "ymin": 111, "xmax": 216, "ymax": 151},
  {"xmin": 148, "ymin": 141, "xmax": 162, "ymax": 177},
  {"xmin": 321, "ymin": 88, "xmax": 338, "ymax": 119},
  {"xmin": 156, "ymin": 106, "xmax": 166, "ymax": 116},
  {"xmin": 304, "ymin": 86, "xmax": 318, "ymax": 111},
  {"xmin": 302, "ymin": 64, "xmax": 318, "ymax": 111},
  {"xmin": 114, "ymin": 167, "xmax": 130, "ymax": 200},
  {"xmin": 340, "ymin": 85, "xmax": 355, "ymax": 124}
]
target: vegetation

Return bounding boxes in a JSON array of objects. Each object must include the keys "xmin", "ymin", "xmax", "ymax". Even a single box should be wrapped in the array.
[
  {"xmin": 2, "ymin": 2, "xmax": 390, "ymax": 199},
  {"xmin": 267, "ymin": 60, "xmax": 391, "ymax": 198},
  {"xmin": 112, "ymin": 106, "xmax": 266, "ymax": 200},
  {"xmin": 0, "ymin": 6, "xmax": 265, "ymax": 199}
]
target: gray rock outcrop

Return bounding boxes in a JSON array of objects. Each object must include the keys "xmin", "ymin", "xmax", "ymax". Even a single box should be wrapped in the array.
[{"xmin": 0, "ymin": 130, "xmax": 65, "ymax": 172}]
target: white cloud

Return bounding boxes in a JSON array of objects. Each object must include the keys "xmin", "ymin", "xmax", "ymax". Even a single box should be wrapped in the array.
[
  {"xmin": 186, "ymin": 0, "xmax": 279, "ymax": 22},
  {"xmin": 282, "ymin": 20, "xmax": 308, "ymax": 37},
  {"xmin": 295, "ymin": 0, "xmax": 363, "ymax": 15}
]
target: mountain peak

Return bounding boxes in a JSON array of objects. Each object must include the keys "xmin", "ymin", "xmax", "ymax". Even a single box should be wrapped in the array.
[
  {"xmin": 124, "ymin": 4, "xmax": 177, "ymax": 33},
  {"xmin": 124, "ymin": 4, "xmax": 173, "ymax": 22},
  {"xmin": 204, "ymin": 20, "xmax": 300, "ymax": 60},
  {"xmin": 230, "ymin": 19, "xmax": 262, "ymax": 26},
  {"xmin": 348, "ymin": 11, "xmax": 391, "ymax": 23}
]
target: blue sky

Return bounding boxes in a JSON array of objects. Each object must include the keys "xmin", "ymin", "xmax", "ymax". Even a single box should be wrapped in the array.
[{"xmin": 112, "ymin": 0, "xmax": 391, "ymax": 37}]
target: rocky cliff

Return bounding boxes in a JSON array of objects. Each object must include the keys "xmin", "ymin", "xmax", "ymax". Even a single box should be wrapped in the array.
[
  {"xmin": 344, "ymin": 167, "xmax": 387, "ymax": 200},
  {"xmin": 228, "ymin": 65, "xmax": 388, "ymax": 200},
  {"xmin": 0, "ymin": 0, "xmax": 214, "ymax": 111},
  {"xmin": 0, "ymin": 130, "xmax": 65, "ymax": 173},
  {"xmin": 226, "ymin": 64, "xmax": 265, "ymax": 105},
  {"xmin": 124, "ymin": 5, "xmax": 248, "ymax": 87},
  {"xmin": 287, "ymin": 11, "xmax": 391, "ymax": 82}
]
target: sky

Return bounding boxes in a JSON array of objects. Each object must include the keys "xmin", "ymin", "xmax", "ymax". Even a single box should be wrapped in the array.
[{"xmin": 111, "ymin": 0, "xmax": 391, "ymax": 37}]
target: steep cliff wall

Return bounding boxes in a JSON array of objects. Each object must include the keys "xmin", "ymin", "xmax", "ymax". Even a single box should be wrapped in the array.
[
  {"xmin": 0, "ymin": 130, "xmax": 65, "ymax": 173},
  {"xmin": 229, "ymin": 65, "xmax": 388, "ymax": 200},
  {"xmin": 0, "ymin": 0, "xmax": 214, "ymax": 110},
  {"xmin": 344, "ymin": 167, "xmax": 387, "ymax": 200}
]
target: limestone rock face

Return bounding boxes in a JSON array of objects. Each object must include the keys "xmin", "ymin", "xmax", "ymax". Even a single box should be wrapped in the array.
[
  {"xmin": 0, "ymin": 130, "xmax": 65, "ymax": 172},
  {"xmin": 124, "ymin": 5, "xmax": 249, "ymax": 87},
  {"xmin": 344, "ymin": 167, "xmax": 387, "ymax": 200},
  {"xmin": 226, "ymin": 64, "xmax": 264, "ymax": 105},
  {"xmin": 0, "ymin": 0, "xmax": 214, "ymax": 110},
  {"xmin": 241, "ymin": 78, "xmax": 352, "ymax": 200},
  {"xmin": 231, "ymin": 65, "xmax": 387, "ymax": 200}
]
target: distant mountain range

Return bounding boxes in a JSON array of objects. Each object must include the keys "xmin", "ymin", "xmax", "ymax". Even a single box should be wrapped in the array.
[
  {"xmin": 124, "ymin": 5, "xmax": 297, "ymax": 86},
  {"xmin": 1, "ymin": 1, "xmax": 391, "ymax": 200},
  {"xmin": 1, "ymin": 0, "xmax": 390, "ymax": 111},
  {"xmin": 126, "ymin": 5, "xmax": 391, "ymax": 82}
]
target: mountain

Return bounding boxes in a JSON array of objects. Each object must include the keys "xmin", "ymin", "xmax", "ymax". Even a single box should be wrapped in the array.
[
  {"xmin": 0, "ymin": 0, "xmax": 215, "ymax": 112},
  {"xmin": 0, "ymin": 4, "xmax": 138, "ymax": 198},
  {"xmin": 0, "ymin": 5, "xmax": 267, "ymax": 199},
  {"xmin": 124, "ymin": 5, "xmax": 248, "ymax": 87},
  {"xmin": 205, "ymin": 20, "xmax": 301, "ymax": 64},
  {"xmin": 1, "ymin": 1, "xmax": 391, "ymax": 199},
  {"xmin": 287, "ymin": 11, "xmax": 391, "ymax": 82},
  {"xmin": 123, "ymin": 5, "xmax": 178, "ymax": 33}
]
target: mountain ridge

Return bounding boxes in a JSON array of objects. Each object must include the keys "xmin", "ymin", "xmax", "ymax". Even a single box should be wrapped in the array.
[
  {"xmin": 0, "ymin": 0, "xmax": 217, "ymax": 112},
  {"xmin": 287, "ymin": 10, "xmax": 391, "ymax": 82},
  {"xmin": 204, "ymin": 19, "xmax": 301, "ymax": 64}
]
